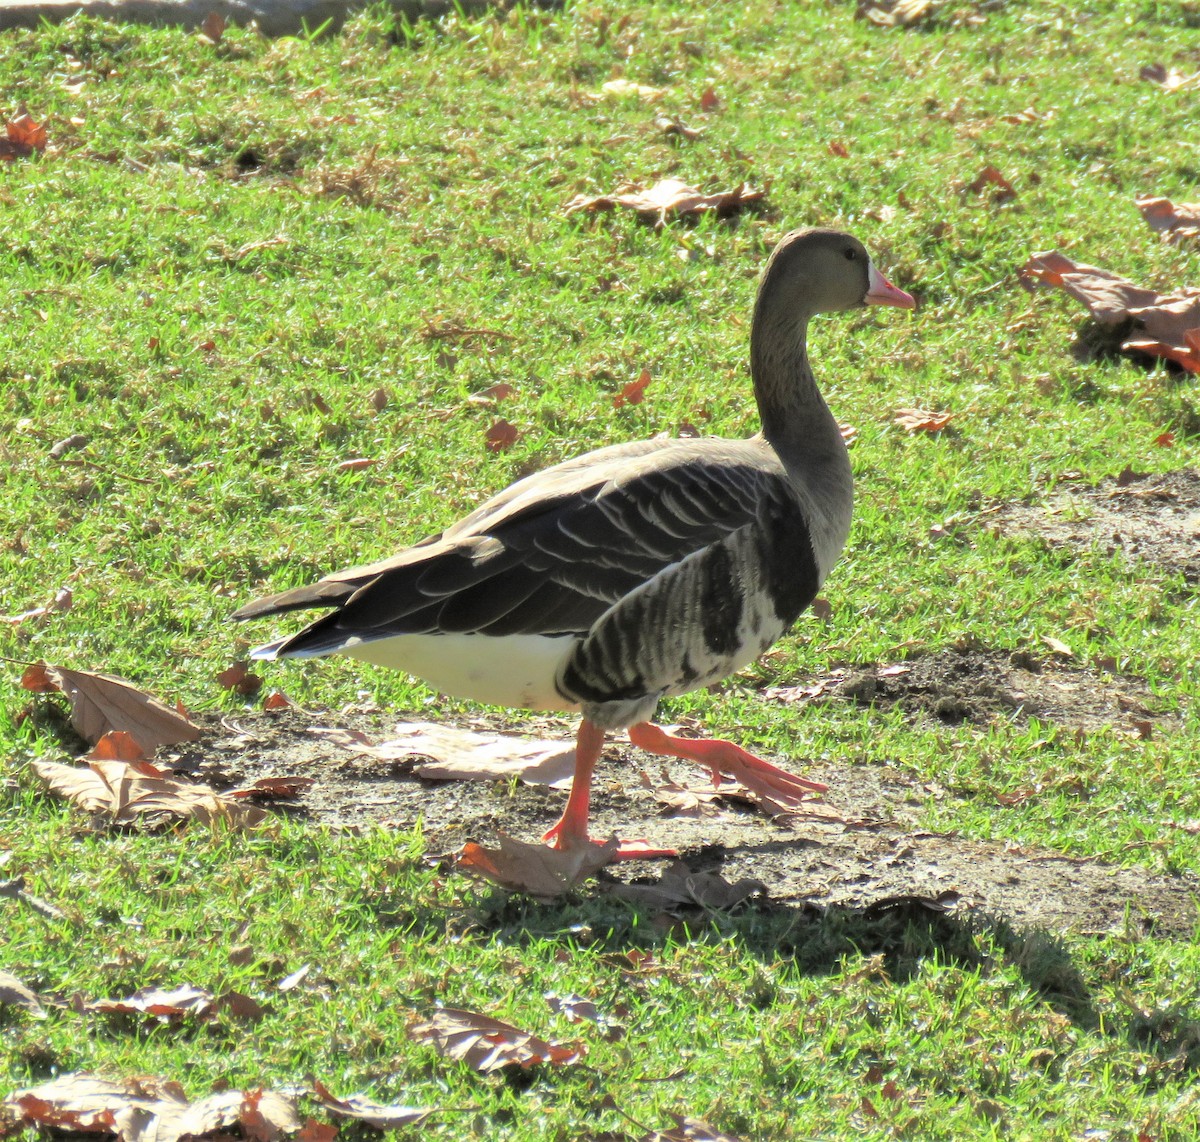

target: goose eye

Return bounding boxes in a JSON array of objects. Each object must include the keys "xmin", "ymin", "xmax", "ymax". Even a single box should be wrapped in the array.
[{"xmin": 843, "ymin": 248, "xmax": 857, "ymax": 261}]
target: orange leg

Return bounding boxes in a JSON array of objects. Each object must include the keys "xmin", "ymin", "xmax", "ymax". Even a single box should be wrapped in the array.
[
  {"xmin": 627, "ymin": 722, "xmax": 827, "ymax": 807},
  {"xmin": 543, "ymin": 719, "xmax": 677, "ymax": 861}
]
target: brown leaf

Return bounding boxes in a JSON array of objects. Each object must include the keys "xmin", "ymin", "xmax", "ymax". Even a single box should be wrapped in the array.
[
  {"xmin": 599, "ymin": 78, "xmax": 664, "ymax": 102},
  {"xmin": 649, "ymin": 1115, "xmax": 747, "ymax": 1142},
  {"xmin": 1041, "ymin": 635, "xmax": 1074, "ymax": 658},
  {"xmin": 314, "ymin": 721, "xmax": 576, "ymax": 787},
  {"xmin": 335, "ymin": 457, "xmax": 376, "ymax": 471},
  {"xmin": 228, "ymin": 775, "xmax": 314, "ymax": 800},
  {"xmin": 893, "ymin": 408, "xmax": 954, "ymax": 433},
  {"xmin": 467, "ymin": 382, "xmax": 516, "ymax": 403},
  {"xmin": 0, "ymin": 111, "xmax": 48, "ymax": 160},
  {"xmin": 408, "ymin": 1007, "xmax": 584, "ymax": 1073},
  {"xmin": 0, "ymin": 969, "xmax": 47, "ymax": 1018},
  {"xmin": 856, "ymin": 0, "xmax": 934, "ymax": 27},
  {"xmin": 699, "ymin": 87, "xmax": 720, "ymax": 111},
  {"xmin": 640, "ymin": 770, "xmax": 727, "ymax": 819},
  {"xmin": 5, "ymin": 1075, "xmax": 302, "ymax": 1142},
  {"xmin": 966, "ymin": 164, "xmax": 1016, "ymax": 203},
  {"xmin": 20, "ymin": 663, "xmax": 201, "ymax": 753},
  {"xmin": 1139, "ymin": 62, "xmax": 1200, "ymax": 91},
  {"xmin": 828, "ymin": 141, "xmax": 850, "ymax": 158},
  {"xmin": 1019, "ymin": 250, "xmax": 1200, "ymax": 373},
  {"xmin": 309, "ymin": 1080, "xmax": 432, "ymax": 1130},
  {"xmin": 87, "ymin": 731, "xmax": 147, "ymax": 762},
  {"xmin": 605, "ymin": 861, "xmax": 767, "ymax": 912},
  {"xmin": 262, "ymin": 690, "xmax": 292, "ymax": 711},
  {"xmin": 565, "ymin": 179, "xmax": 765, "ymax": 225},
  {"xmin": 1136, "ymin": 195, "xmax": 1200, "ymax": 244},
  {"xmin": 86, "ymin": 984, "xmax": 217, "ymax": 1021},
  {"xmin": 455, "ymin": 834, "xmax": 618, "ymax": 898},
  {"xmin": 217, "ymin": 660, "xmax": 264, "ymax": 696},
  {"xmin": 485, "ymin": 418, "xmax": 520, "ymax": 452},
  {"xmin": 199, "ymin": 10, "xmax": 225, "ymax": 42},
  {"xmin": 32, "ymin": 758, "xmax": 269, "ymax": 830},
  {"xmin": 613, "ymin": 369, "xmax": 652, "ymax": 409}
]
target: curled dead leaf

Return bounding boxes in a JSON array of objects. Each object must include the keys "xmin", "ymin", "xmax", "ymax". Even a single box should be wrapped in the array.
[
  {"xmin": 218, "ymin": 660, "xmax": 264, "ymax": 696},
  {"xmin": 409, "ymin": 1006, "xmax": 584, "ymax": 1073},
  {"xmin": 966, "ymin": 164, "xmax": 1016, "ymax": 203},
  {"xmin": 20, "ymin": 662, "xmax": 200, "ymax": 753},
  {"xmin": 455, "ymin": 834, "xmax": 618, "ymax": 897},
  {"xmin": 32, "ymin": 758, "xmax": 268, "ymax": 830},
  {"xmin": 1136, "ymin": 196, "xmax": 1200, "ymax": 245},
  {"xmin": 309, "ymin": 1080, "xmax": 433, "ymax": 1130},
  {"xmin": 485, "ymin": 418, "xmax": 520, "ymax": 452},
  {"xmin": 893, "ymin": 408, "xmax": 954, "ymax": 433},
  {"xmin": 613, "ymin": 369, "xmax": 652, "ymax": 409},
  {"xmin": 1019, "ymin": 250, "xmax": 1200, "ymax": 374},
  {"xmin": 565, "ymin": 179, "xmax": 765, "ymax": 226}
]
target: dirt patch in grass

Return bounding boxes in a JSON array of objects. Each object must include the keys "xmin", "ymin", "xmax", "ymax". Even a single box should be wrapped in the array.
[
  {"xmin": 159, "ymin": 645, "xmax": 1197, "ymax": 939},
  {"xmin": 766, "ymin": 646, "xmax": 1178, "ymax": 734},
  {"xmin": 994, "ymin": 466, "xmax": 1200, "ymax": 583}
]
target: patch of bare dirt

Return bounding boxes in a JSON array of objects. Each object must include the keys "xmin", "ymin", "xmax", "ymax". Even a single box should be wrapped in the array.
[
  {"xmin": 154, "ymin": 645, "xmax": 1197, "ymax": 939},
  {"xmin": 994, "ymin": 467, "xmax": 1200, "ymax": 582},
  {"xmin": 766, "ymin": 646, "xmax": 1179, "ymax": 735}
]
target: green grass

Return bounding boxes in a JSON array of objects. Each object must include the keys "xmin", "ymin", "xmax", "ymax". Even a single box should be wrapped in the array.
[{"xmin": 4, "ymin": 0, "xmax": 1200, "ymax": 1137}]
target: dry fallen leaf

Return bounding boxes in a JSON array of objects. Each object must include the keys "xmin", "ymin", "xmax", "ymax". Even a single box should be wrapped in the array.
[
  {"xmin": 599, "ymin": 78, "xmax": 665, "ymax": 102},
  {"xmin": 0, "ymin": 969, "xmax": 47, "ymax": 1018},
  {"xmin": 1136, "ymin": 195, "xmax": 1200, "ymax": 244},
  {"xmin": 647, "ymin": 1114, "xmax": 747, "ymax": 1142},
  {"xmin": 856, "ymin": 0, "xmax": 935, "ymax": 27},
  {"xmin": 6, "ymin": 1074, "xmax": 301, "ymax": 1142},
  {"xmin": 0, "ymin": 111, "xmax": 48, "ymax": 160},
  {"xmin": 1041, "ymin": 635, "xmax": 1074, "ymax": 658},
  {"xmin": 565, "ymin": 178, "xmax": 765, "ymax": 225},
  {"xmin": 87, "ymin": 731, "xmax": 146, "ymax": 762},
  {"xmin": 614, "ymin": 369, "xmax": 652, "ymax": 409},
  {"xmin": 1019, "ymin": 250, "xmax": 1200, "ymax": 373},
  {"xmin": 228, "ymin": 775, "xmax": 315, "ymax": 801},
  {"xmin": 198, "ymin": 10, "xmax": 225, "ymax": 42},
  {"xmin": 485, "ymin": 418, "xmax": 520, "ymax": 452},
  {"xmin": 32, "ymin": 758, "xmax": 268, "ymax": 830},
  {"xmin": 1139, "ymin": 62, "xmax": 1200, "ymax": 91},
  {"xmin": 966, "ymin": 164, "xmax": 1016, "ymax": 203},
  {"xmin": 20, "ymin": 663, "xmax": 201, "ymax": 753},
  {"xmin": 893, "ymin": 408, "xmax": 954, "ymax": 433},
  {"xmin": 310, "ymin": 721, "xmax": 576, "ymax": 788},
  {"xmin": 409, "ymin": 1007, "xmax": 583, "ymax": 1073},
  {"xmin": 605, "ymin": 861, "xmax": 767, "ymax": 912},
  {"xmin": 455, "ymin": 834, "xmax": 618, "ymax": 898},
  {"xmin": 309, "ymin": 1080, "xmax": 432, "ymax": 1130},
  {"xmin": 217, "ymin": 660, "xmax": 264, "ymax": 696},
  {"xmin": 85, "ymin": 984, "xmax": 217, "ymax": 1022},
  {"xmin": 640, "ymin": 769, "xmax": 728, "ymax": 819}
]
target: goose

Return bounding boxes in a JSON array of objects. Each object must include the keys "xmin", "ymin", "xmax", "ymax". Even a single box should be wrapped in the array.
[{"xmin": 233, "ymin": 227, "xmax": 914, "ymax": 856}]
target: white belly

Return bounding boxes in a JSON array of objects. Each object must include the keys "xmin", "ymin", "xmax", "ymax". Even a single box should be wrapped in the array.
[{"xmin": 339, "ymin": 632, "xmax": 580, "ymax": 713}]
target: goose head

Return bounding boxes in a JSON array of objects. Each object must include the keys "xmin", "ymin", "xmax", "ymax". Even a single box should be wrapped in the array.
[{"xmin": 757, "ymin": 228, "xmax": 916, "ymax": 320}]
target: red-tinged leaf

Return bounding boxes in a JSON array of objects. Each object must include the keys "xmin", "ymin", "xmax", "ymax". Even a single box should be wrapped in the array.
[
  {"xmin": 880, "ymin": 1080, "xmax": 903, "ymax": 1101},
  {"xmin": 828, "ymin": 140, "xmax": 850, "ymax": 158},
  {"xmin": 199, "ymin": 10, "xmax": 226, "ymax": 42},
  {"xmin": 0, "ymin": 112, "xmax": 48, "ymax": 160},
  {"xmin": 87, "ymin": 731, "xmax": 146, "ymax": 762},
  {"xmin": 966, "ymin": 164, "xmax": 1016, "ymax": 203},
  {"xmin": 468, "ymin": 382, "xmax": 516, "ymax": 403},
  {"xmin": 197, "ymin": 339, "xmax": 217, "ymax": 352},
  {"xmin": 239, "ymin": 1089, "xmax": 300, "ymax": 1142},
  {"xmin": 296, "ymin": 1120, "xmax": 339, "ymax": 1142},
  {"xmin": 1154, "ymin": 431, "xmax": 1175, "ymax": 447},
  {"xmin": 1019, "ymin": 251, "xmax": 1200, "ymax": 374},
  {"xmin": 309, "ymin": 1080, "xmax": 433, "ymax": 1130},
  {"xmin": 455, "ymin": 834, "xmax": 618, "ymax": 898},
  {"xmin": 217, "ymin": 991, "xmax": 269, "ymax": 1022},
  {"xmin": 408, "ymin": 1007, "xmax": 584, "ymax": 1073},
  {"xmin": 19, "ymin": 662, "xmax": 201, "ymax": 752},
  {"xmin": 699, "ymin": 86, "xmax": 720, "ymax": 111},
  {"xmin": 87, "ymin": 984, "xmax": 217, "ymax": 1021},
  {"xmin": 217, "ymin": 660, "xmax": 263, "ymax": 696},
  {"xmin": 263, "ymin": 690, "xmax": 291, "ymax": 710},
  {"xmin": 997, "ymin": 788, "xmax": 1036, "ymax": 807},
  {"xmin": 147, "ymin": 336, "xmax": 160, "ymax": 351},
  {"xmin": 613, "ymin": 369, "xmax": 652, "ymax": 409},
  {"xmin": 893, "ymin": 408, "xmax": 953, "ymax": 433},
  {"xmin": 368, "ymin": 386, "xmax": 391, "ymax": 412},
  {"xmin": 335, "ymin": 457, "xmax": 376, "ymax": 471},
  {"xmin": 485, "ymin": 418, "xmax": 520, "ymax": 452},
  {"xmin": 860, "ymin": 1096, "xmax": 880, "ymax": 1119}
]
